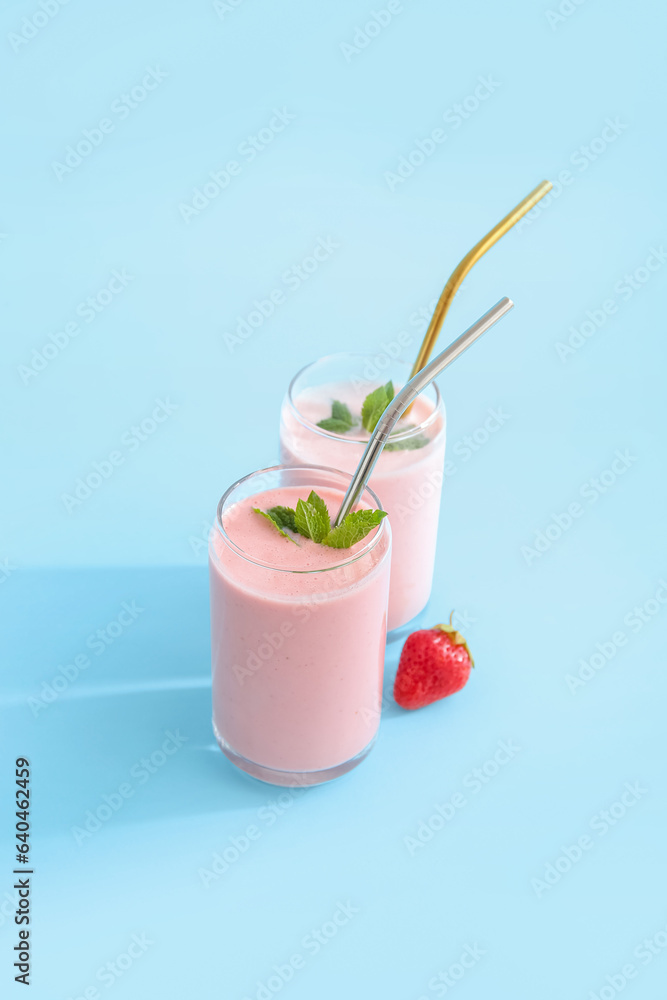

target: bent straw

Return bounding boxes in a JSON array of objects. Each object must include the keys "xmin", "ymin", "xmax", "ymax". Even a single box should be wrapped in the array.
[
  {"xmin": 409, "ymin": 180, "xmax": 552, "ymax": 378},
  {"xmin": 333, "ymin": 298, "xmax": 514, "ymax": 527}
]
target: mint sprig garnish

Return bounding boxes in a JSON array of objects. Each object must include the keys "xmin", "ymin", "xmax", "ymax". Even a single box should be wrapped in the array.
[
  {"xmin": 385, "ymin": 425, "xmax": 430, "ymax": 451},
  {"xmin": 295, "ymin": 491, "xmax": 330, "ymax": 543},
  {"xmin": 362, "ymin": 383, "xmax": 429, "ymax": 449},
  {"xmin": 305, "ymin": 490, "xmax": 331, "ymax": 531},
  {"xmin": 266, "ymin": 506, "xmax": 297, "ymax": 531},
  {"xmin": 253, "ymin": 490, "xmax": 386, "ymax": 549},
  {"xmin": 317, "ymin": 400, "xmax": 355, "ymax": 434},
  {"xmin": 361, "ymin": 380, "xmax": 394, "ymax": 433},
  {"xmin": 321, "ymin": 508, "xmax": 388, "ymax": 548},
  {"xmin": 253, "ymin": 508, "xmax": 300, "ymax": 544},
  {"xmin": 315, "ymin": 383, "xmax": 428, "ymax": 451}
]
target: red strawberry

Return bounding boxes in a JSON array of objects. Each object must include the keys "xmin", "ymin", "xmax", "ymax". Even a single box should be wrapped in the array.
[{"xmin": 393, "ymin": 616, "xmax": 474, "ymax": 710}]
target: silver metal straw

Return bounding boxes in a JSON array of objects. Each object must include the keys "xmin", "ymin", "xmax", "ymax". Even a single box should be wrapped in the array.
[{"xmin": 332, "ymin": 297, "xmax": 514, "ymax": 527}]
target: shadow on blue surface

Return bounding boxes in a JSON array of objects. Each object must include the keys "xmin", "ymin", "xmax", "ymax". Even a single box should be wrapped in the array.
[{"xmin": 2, "ymin": 567, "xmax": 411, "ymax": 836}]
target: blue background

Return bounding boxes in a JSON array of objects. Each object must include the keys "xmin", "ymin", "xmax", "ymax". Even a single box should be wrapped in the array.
[{"xmin": 2, "ymin": 0, "xmax": 666, "ymax": 997}]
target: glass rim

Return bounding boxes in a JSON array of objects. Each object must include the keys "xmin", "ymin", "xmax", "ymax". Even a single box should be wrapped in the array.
[
  {"xmin": 286, "ymin": 352, "xmax": 444, "ymax": 445},
  {"xmin": 214, "ymin": 464, "xmax": 389, "ymax": 574}
]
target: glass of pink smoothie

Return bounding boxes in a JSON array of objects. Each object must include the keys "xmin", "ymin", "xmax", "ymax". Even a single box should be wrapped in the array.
[
  {"xmin": 280, "ymin": 354, "xmax": 446, "ymax": 632},
  {"xmin": 209, "ymin": 465, "xmax": 391, "ymax": 786}
]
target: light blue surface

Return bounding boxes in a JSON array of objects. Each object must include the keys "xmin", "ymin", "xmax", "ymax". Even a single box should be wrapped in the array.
[{"xmin": 2, "ymin": 1, "xmax": 666, "ymax": 997}]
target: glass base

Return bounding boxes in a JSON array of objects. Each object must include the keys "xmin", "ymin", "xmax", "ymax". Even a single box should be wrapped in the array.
[{"xmin": 213, "ymin": 722, "xmax": 377, "ymax": 787}]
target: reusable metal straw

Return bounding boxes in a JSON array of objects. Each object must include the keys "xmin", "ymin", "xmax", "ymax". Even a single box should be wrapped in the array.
[
  {"xmin": 409, "ymin": 181, "xmax": 551, "ymax": 378},
  {"xmin": 332, "ymin": 298, "xmax": 514, "ymax": 527}
]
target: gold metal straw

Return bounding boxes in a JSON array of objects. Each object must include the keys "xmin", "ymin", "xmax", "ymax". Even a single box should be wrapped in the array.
[
  {"xmin": 334, "ymin": 299, "xmax": 514, "ymax": 526},
  {"xmin": 409, "ymin": 180, "xmax": 552, "ymax": 378}
]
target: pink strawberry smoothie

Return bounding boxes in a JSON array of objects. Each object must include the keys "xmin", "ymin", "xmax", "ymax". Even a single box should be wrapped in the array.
[
  {"xmin": 280, "ymin": 378, "xmax": 446, "ymax": 631},
  {"xmin": 209, "ymin": 477, "xmax": 391, "ymax": 783}
]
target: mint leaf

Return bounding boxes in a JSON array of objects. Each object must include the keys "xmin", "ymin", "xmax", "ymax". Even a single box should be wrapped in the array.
[
  {"xmin": 361, "ymin": 386, "xmax": 388, "ymax": 433},
  {"xmin": 361, "ymin": 386, "xmax": 386, "ymax": 431},
  {"xmin": 317, "ymin": 417, "xmax": 355, "ymax": 433},
  {"xmin": 385, "ymin": 433, "xmax": 429, "ymax": 452},
  {"xmin": 382, "ymin": 419, "xmax": 429, "ymax": 452},
  {"xmin": 258, "ymin": 492, "xmax": 384, "ymax": 550},
  {"xmin": 331, "ymin": 400, "xmax": 353, "ymax": 425},
  {"xmin": 306, "ymin": 491, "xmax": 331, "ymax": 535},
  {"xmin": 318, "ymin": 399, "xmax": 354, "ymax": 434},
  {"xmin": 361, "ymin": 382, "xmax": 394, "ymax": 433},
  {"xmin": 266, "ymin": 505, "xmax": 297, "ymax": 531},
  {"xmin": 295, "ymin": 497, "xmax": 329, "ymax": 543},
  {"xmin": 322, "ymin": 509, "xmax": 388, "ymax": 548},
  {"xmin": 253, "ymin": 508, "xmax": 299, "ymax": 544}
]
